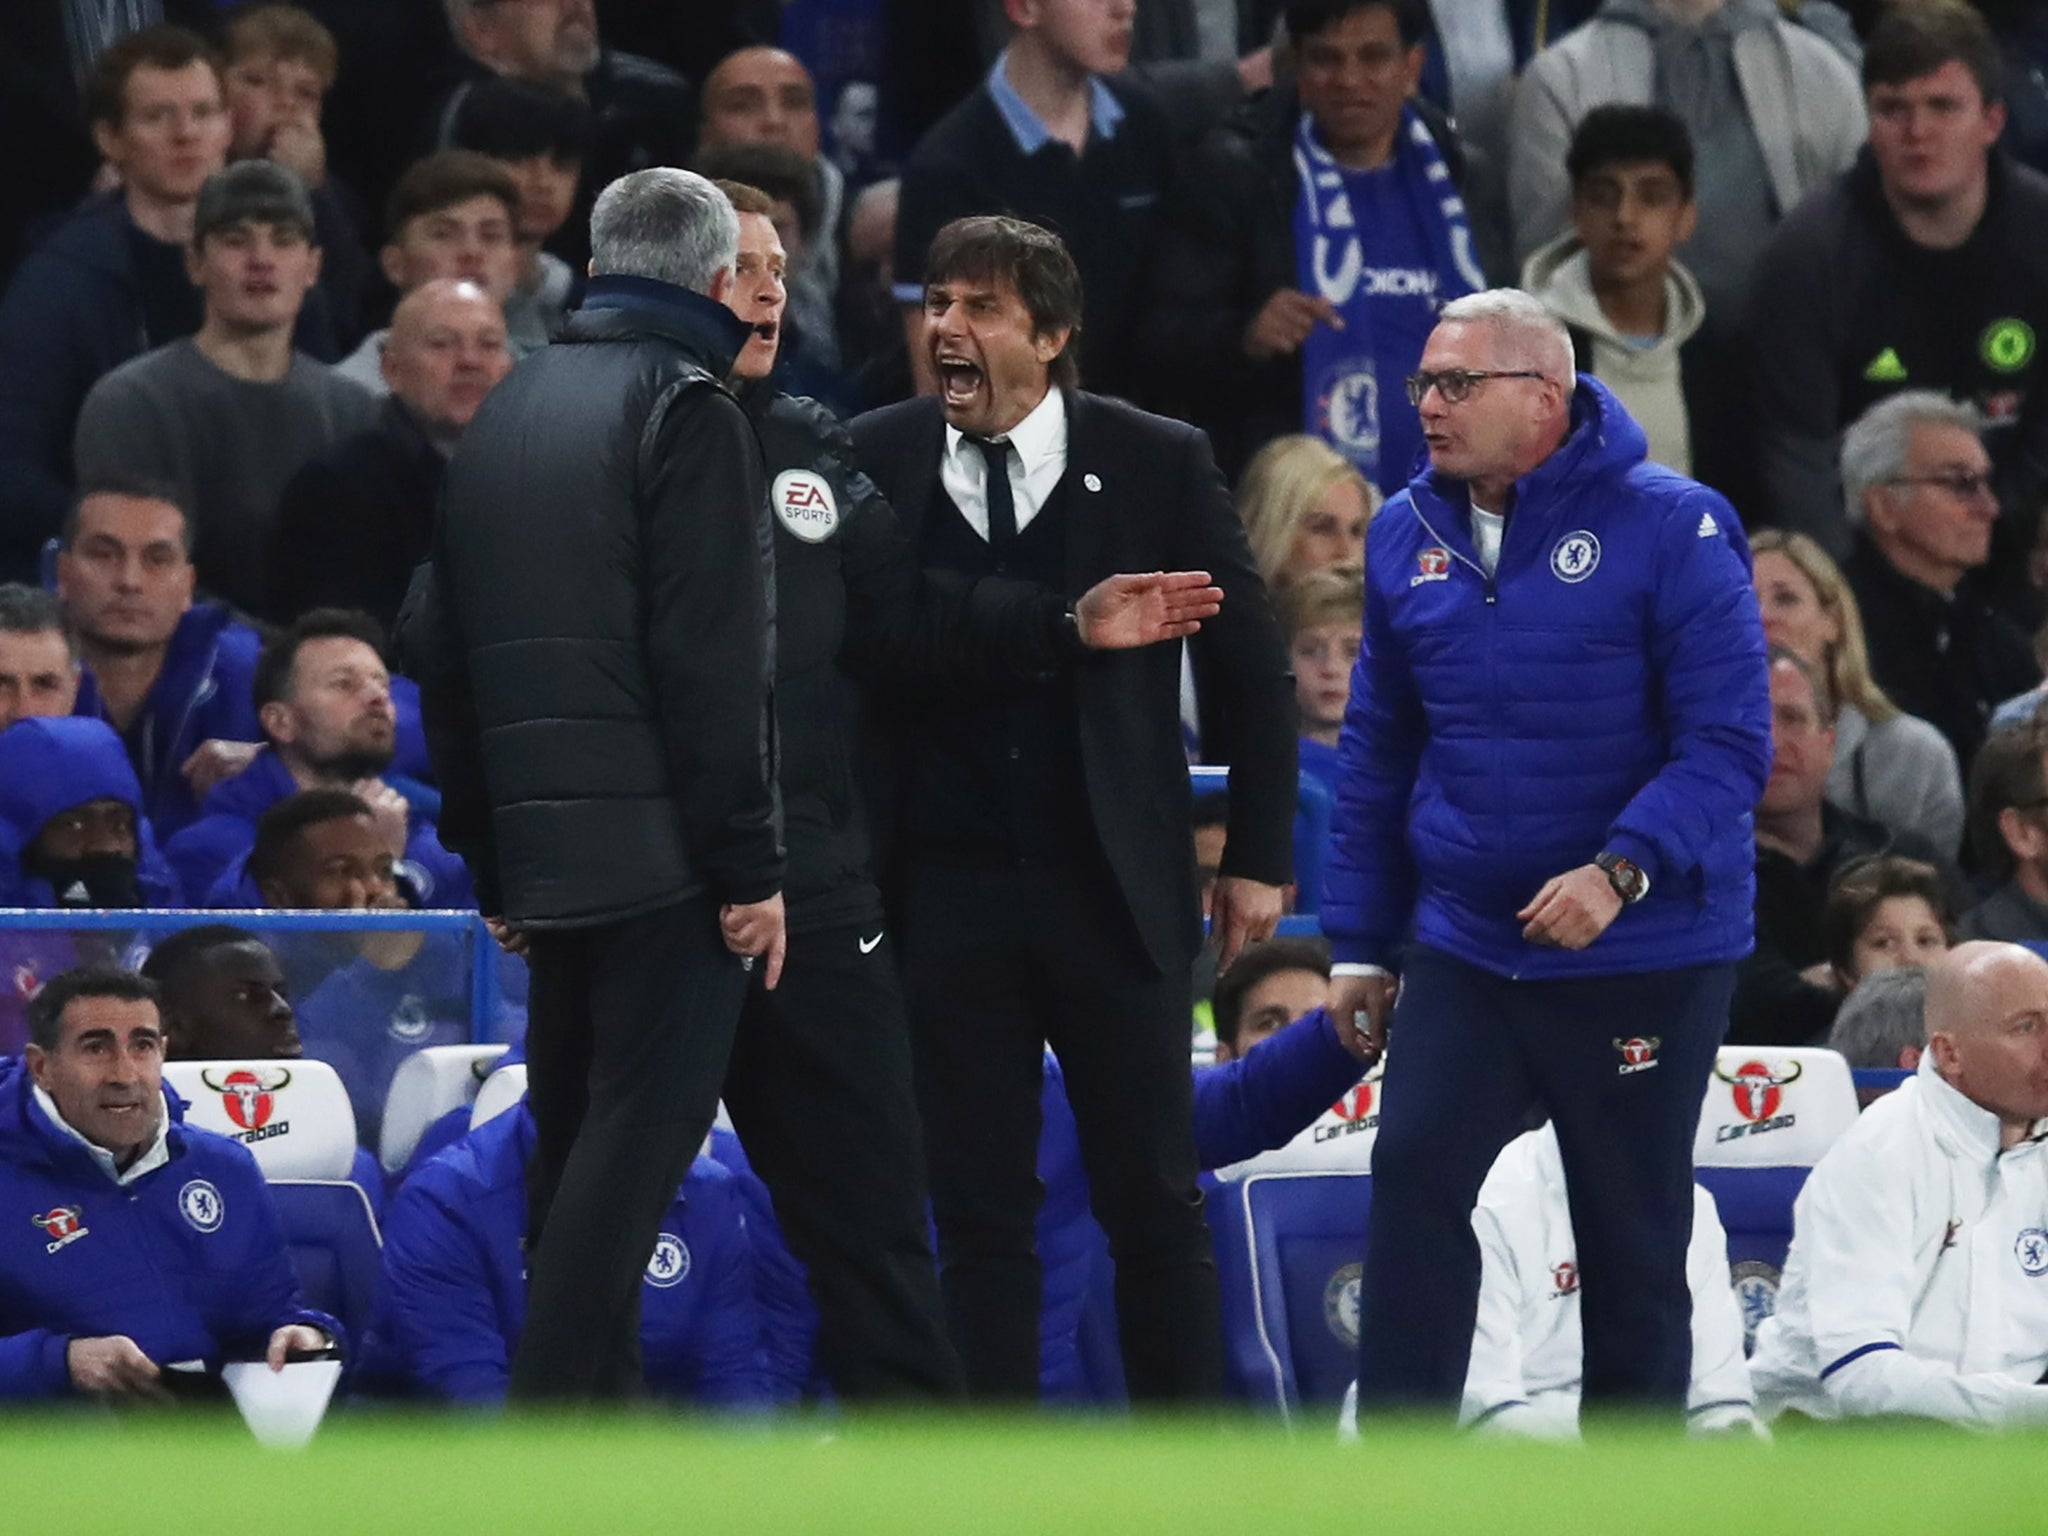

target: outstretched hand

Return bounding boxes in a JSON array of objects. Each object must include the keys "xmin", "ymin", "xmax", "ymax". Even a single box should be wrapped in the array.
[{"xmin": 1075, "ymin": 571, "xmax": 1223, "ymax": 649}]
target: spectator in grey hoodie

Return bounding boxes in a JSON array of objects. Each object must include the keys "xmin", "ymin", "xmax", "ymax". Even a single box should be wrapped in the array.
[{"xmin": 1508, "ymin": 0, "xmax": 1864, "ymax": 316}]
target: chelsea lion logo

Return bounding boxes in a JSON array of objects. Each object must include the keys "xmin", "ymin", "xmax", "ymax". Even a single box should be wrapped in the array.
[
  {"xmin": 1550, "ymin": 531, "xmax": 1601, "ymax": 584},
  {"xmin": 646, "ymin": 1232, "xmax": 691, "ymax": 1289},
  {"xmin": 179, "ymin": 1179, "xmax": 225, "ymax": 1234}
]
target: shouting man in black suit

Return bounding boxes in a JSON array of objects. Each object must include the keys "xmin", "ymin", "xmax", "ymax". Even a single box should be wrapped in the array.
[{"xmin": 851, "ymin": 215, "xmax": 1297, "ymax": 1402}]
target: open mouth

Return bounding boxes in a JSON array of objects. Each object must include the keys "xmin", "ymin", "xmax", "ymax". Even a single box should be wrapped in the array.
[
  {"xmin": 751, "ymin": 320, "xmax": 779, "ymax": 344},
  {"xmin": 936, "ymin": 356, "xmax": 984, "ymax": 407}
]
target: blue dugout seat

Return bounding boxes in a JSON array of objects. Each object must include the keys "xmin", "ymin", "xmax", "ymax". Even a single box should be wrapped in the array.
[
  {"xmin": 270, "ymin": 1179, "xmax": 383, "ymax": 1361},
  {"xmin": 1209, "ymin": 1170, "xmax": 1373, "ymax": 1419}
]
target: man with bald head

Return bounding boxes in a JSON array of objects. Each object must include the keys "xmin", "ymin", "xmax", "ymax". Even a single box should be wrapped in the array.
[
  {"xmin": 699, "ymin": 46, "xmax": 841, "ymax": 373},
  {"xmin": 1328, "ymin": 288, "xmax": 1772, "ymax": 1421},
  {"xmin": 1751, "ymin": 941, "xmax": 2048, "ymax": 1427},
  {"xmin": 270, "ymin": 279, "xmax": 512, "ymax": 629}
]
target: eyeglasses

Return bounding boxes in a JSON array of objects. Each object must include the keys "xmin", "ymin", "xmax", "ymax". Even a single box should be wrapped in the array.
[
  {"xmin": 1882, "ymin": 472, "xmax": 1997, "ymax": 502},
  {"xmin": 1404, "ymin": 369, "xmax": 1547, "ymax": 407}
]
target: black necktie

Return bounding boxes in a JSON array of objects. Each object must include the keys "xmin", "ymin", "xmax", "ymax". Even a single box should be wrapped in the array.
[{"xmin": 973, "ymin": 436, "xmax": 1017, "ymax": 551}]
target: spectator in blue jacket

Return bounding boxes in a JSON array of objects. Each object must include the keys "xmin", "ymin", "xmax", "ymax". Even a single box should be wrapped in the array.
[
  {"xmin": 58, "ymin": 480, "xmax": 265, "ymax": 841},
  {"xmin": 165, "ymin": 609, "xmax": 471, "ymax": 909},
  {"xmin": 0, "ymin": 966, "xmax": 338, "ymax": 1400},
  {"xmin": 0, "ymin": 716, "xmax": 181, "ymax": 910},
  {"xmin": 369, "ymin": 1100, "xmax": 767, "ymax": 1407},
  {"xmin": 1325, "ymin": 290, "xmax": 1771, "ymax": 1422},
  {"xmin": 0, "ymin": 28, "xmax": 231, "ymax": 584}
]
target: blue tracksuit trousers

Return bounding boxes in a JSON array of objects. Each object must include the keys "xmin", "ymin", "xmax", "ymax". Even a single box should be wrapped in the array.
[{"xmin": 1355, "ymin": 945, "xmax": 1734, "ymax": 1418}]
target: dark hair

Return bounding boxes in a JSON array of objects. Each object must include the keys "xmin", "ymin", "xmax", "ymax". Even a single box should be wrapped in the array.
[
  {"xmin": 26, "ymin": 966, "xmax": 161, "ymax": 1052},
  {"xmin": 193, "ymin": 158, "xmax": 319, "ymax": 248},
  {"xmin": 693, "ymin": 142, "xmax": 822, "ymax": 240},
  {"xmin": 253, "ymin": 608, "xmax": 387, "ymax": 715},
  {"xmin": 1286, "ymin": 0, "xmax": 1425, "ymax": 49},
  {"xmin": 250, "ymin": 788, "xmax": 375, "ymax": 886},
  {"xmin": 1863, "ymin": 0, "xmax": 2002, "ymax": 104},
  {"xmin": 1212, "ymin": 936, "xmax": 1331, "ymax": 1052},
  {"xmin": 1767, "ymin": 642, "xmax": 1835, "ymax": 725},
  {"xmin": 449, "ymin": 76, "xmax": 593, "ymax": 166},
  {"xmin": 385, "ymin": 150, "xmax": 520, "ymax": 241},
  {"xmin": 924, "ymin": 216, "xmax": 1084, "ymax": 390},
  {"xmin": 0, "ymin": 584, "xmax": 74, "ymax": 660},
  {"xmin": 84, "ymin": 26, "xmax": 222, "ymax": 130},
  {"xmin": 1566, "ymin": 104, "xmax": 1696, "ymax": 199},
  {"xmin": 1968, "ymin": 719, "xmax": 2048, "ymax": 877},
  {"xmin": 140, "ymin": 924, "xmax": 265, "ymax": 996},
  {"xmin": 1822, "ymin": 856, "xmax": 1951, "ymax": 978},
  {"xmin": 63, "ymin": 475, "xmax": 194, "ymax": 555}
]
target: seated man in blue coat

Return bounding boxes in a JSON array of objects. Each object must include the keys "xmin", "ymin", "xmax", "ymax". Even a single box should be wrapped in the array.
[
  {"xmin": 368, "ymin": 1098, "xmax": 767, "ymax": 1407},
  {"xmin": 0, "ymin": 966, "xmax": 338, "ymax": 1399},
  {"xmin": 164, "ymin": 609, "xmax": 470, "ymax": 909},
  {"xmin": 142, "ymin": 923, "xmax": 385, "ymax": 1214}
]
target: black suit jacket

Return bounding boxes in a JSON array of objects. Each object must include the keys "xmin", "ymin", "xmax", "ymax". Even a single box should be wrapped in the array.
[{"xmin": 849, "ymin": 390, "xmax": 1297, "ymax": 972}]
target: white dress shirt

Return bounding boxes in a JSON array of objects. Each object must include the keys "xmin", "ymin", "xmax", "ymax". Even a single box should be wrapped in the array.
[
  {"xmin": 939, "ymin": 386, "xmax": 1068, "ymax": 541},
  {"xmin": 34, "ymin": 1084, "xmax": 171, "ymax": 1187}
]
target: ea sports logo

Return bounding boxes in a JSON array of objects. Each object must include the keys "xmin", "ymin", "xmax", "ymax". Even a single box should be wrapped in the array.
[
  {"xmin": 646, "ymin": 1232, "xmax": 691, "ymax": 1289},
  {"xmin": 1717, "ymin": 1059, "xmax": 1803, "ymax": 1124},
  {"xmin": 772, "ymin": 469, "xmax": 839, "ymax": 543},
  {"xmin": 201, "ymin": 1066, "xmax": 291, "ymax": 1132}
]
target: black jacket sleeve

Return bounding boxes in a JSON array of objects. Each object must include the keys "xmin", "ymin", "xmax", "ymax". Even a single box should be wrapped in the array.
[
  {"xmin": 1173, "ymin": 422, "xmax": 1297, "ymax": 886},
  {"xmin": 639, "ymin": 382, "xmax": 784, "ymax": 906},
  {"xmin": 393, "ymin": 551, "xmax": 502, "ymax": 916}
]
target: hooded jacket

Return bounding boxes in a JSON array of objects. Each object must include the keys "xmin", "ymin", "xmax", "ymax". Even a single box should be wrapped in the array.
[
  {"xmin": 1522, "ymin": 235, "xmax": 1707, "ymax": 478},
  {"xmin": 0, "ymin": 716, "xmax": 180, "ymax": 908},
  {"xmin": 163, "ymin": 749, "xmax": 473, "ymax": 913},
  {"xmin": 0, "ymin": 1058, "xmax": 341, "ymax": 1398},
  {"xmin": 72, "ymin": 604, "xmax": 264, "ymax": 843},
  {"xmin": 365, "ymin": 1103, "xmax": 765, "ymax": 1406},
  {"xmin": 1748, "ymin": 1056, "xmax": 2048, "ymax": 1427},
  {"xmin": 1323, "ymin": 377, "xmax": 1773, "ymax": 977},
  {"xmin": 1508, "ymin": 0, "xmax": 1865, "ymax": 271},
  {"xmin": 405, "ymin": 277, "xmax": 782, "ymax": 926}
]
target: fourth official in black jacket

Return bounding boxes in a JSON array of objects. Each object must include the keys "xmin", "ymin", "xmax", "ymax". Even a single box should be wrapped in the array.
[{"xmin": 852, "ymin": 216, "xmax": 1297, "ymax": 1402}]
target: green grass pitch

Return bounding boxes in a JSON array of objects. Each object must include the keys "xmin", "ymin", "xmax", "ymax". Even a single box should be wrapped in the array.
[{"xmin": 3, "ymin": 1412, "xmax": 2043, "ymax": 1535}]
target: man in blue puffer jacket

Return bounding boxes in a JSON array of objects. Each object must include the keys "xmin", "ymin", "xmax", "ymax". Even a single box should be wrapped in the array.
[
  {"xmin": 0, "ymin": 967, "xmax": 340, "ymax": 1399},
  {"xmin": 1325, "ymin": 290, "xmax": 1771, "ymax": 1421},
  {"xmin": 367, "ymin": 1100, "xmax": 767, "ymax": 1407}
]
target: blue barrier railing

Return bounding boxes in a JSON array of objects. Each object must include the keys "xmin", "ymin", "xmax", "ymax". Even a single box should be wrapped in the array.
[
  {"xmin": 1851, "ymin": 1067, "xmax": 1913, "ymax": 1095},
  {"xmin": 0, "ymin": 909, "xmax": 508, "ymax": 1044},
  {"xmin": 1191, "ymin": 764, "xmax": 1328, "ymax": 937}
]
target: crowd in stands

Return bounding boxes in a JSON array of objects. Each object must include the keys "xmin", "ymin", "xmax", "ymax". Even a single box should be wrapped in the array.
[{"xmin": 2, "ymin": 0, "xmax": 2047, "ymax": 1431}]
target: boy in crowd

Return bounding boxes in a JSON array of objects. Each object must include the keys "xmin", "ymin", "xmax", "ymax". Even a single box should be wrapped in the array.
[
  {"xmin": 1278, "ymin": 568, "xmax": 1363, "ymax": 805},
  {"xmin": 447, "ymin": 77, "xmax": 591, "ymax": 352},
  {"xmin": 335, "ymin": 151, "xmax": 523, "ymax": 391},
  {"xmin": 71, "ymin": 161, "xmax": 379, "ymax": 620},
  {"xmin": 1523, "ymin": 104, "xmax": 1747, "ymax": 501},
  {"xmin": 219, "ymin": 5, "xmax": 372, "ymax": 351}
]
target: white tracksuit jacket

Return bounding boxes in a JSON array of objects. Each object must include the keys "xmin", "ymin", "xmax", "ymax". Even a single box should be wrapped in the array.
[
  {"xmin": 1748, "ymin": 1057, "xmax": 2048, "ymax": 1427},
  {"xmin": 1461, "ymin": 1126, "xmax": 1759, "ymax": 1438}
]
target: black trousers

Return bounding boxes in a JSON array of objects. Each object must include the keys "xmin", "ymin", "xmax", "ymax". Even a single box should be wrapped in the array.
[
  {"xmin": 902, "ymin": 859, "xmax": 1220, "ymax": 1402},
  {"xmin": 723, "ymin": 921, "xmax": 963, "ymax": 1400},
  {"xmin": 1354, "ymin": 946, "xmax": 1735, "ymax": 1420},
  {"xmin": 509, "ymin": 896, "xmax": 749, "ymax": 1401}
]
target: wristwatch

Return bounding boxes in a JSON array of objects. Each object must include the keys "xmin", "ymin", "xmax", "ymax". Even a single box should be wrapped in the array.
[{"xmin": 1594, "ymin": 851, "xmax": 1650, "ymax": 905}]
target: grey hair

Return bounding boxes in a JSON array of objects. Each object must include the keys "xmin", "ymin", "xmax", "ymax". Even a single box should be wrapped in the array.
[
  {"xmin": 1826, "ymin": 965, "xmax": 1930, "ymax": 1070},
  {"xmin": 1437, "ymin": 288, "xmax": 1574, "ymax": 385},
  {"xmin": 589, "ymin": 169, "xmax": 739, "ymax": 295},
  {"xmin": 1840, "ymin": 390, "xmax": 1983, "ymax": 528},
  {"xmin": 0, "ymin": 583, "xmax": 77, "ymax": 662}
]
